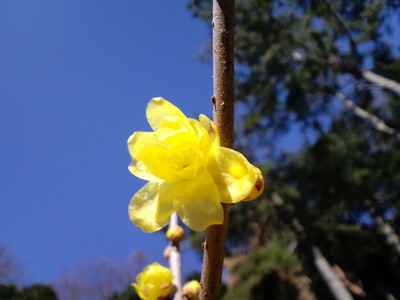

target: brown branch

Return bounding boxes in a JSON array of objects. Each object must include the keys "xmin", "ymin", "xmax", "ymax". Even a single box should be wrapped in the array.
[
  {"xmin": 211, "ymin": 0, "xmax": 235, "ymax": 148},
  {"xmin": 200, "ymin": 204, "xmax": 233, "ymax": 300},
  {"xmin": 333, "ymin": 265, "xmax": 366, "ymax": 297},
  {"xmin": 200, "ymin": 1, "xmax": 235, "ymax": 299}
]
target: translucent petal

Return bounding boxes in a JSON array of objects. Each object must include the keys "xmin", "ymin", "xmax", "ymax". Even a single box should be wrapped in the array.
[
  {"xmin": 160, "ymin": 169, "xmax": 224, "ymax": 231},
  {"xmin": 128, "ymin": 131, "xmax": 174, "ymax": 180},
  {"xmin": 146, "ymin": 97, "xmax": 189, "ymax": 136},
  {"xmin": 127, "ymin": 132, "xmax": 166, "ymax": 180},
  {"xmin": 242, "ymin": 165, "xmax": 265, "ymax": 201},
  {"xmin": 128, "ymin": 130, "xmax": 203, "ymax": 181},
  {"xmin": 128, "ymin": 162, "xmax": 160, "ymax": 182},
  {"xmin": 127, "ymin": 131, "xmax": 160, "ymax": 159},
  {"xmin": 188, "ymin": 118, "xmax": 212, "ymax": 160},
  {"xmin": 208, "ymin": 147, "xmax": 262, "ymax": 203},
  {"xmin": 199, "ymin": 114, "xmax": 220, "ymax": 146},
  {"xmin": 157, "ymin": 116, "xmax": 193, "ymax": 141},
  {"xmin": 129, "ymin": 182, "xmax": 174, "ymax": 232},
  {"xmin": 137, "ymin": 145, "xmax": 180, "ymax": 181}
]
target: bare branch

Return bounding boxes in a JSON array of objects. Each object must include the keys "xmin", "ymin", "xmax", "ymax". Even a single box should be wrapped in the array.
[
  {"xmin": 361, "ymin": 69, "xmax": 400, "ymax": 98},
  {"xmin": 333, "ymin": 265, "xmax": 366, "ymax": 297},
  {"xmin": 336, "ymin": 92, "xmax": 400, "ymax": 139},
  {"xmin": 168, "ymin": 213, "xmax": 183, "ymax": 300}
]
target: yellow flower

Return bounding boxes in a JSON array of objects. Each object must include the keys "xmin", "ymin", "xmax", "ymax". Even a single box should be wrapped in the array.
[
  {"xmin": 128, "ymin": 97, "xmax": 264, "ymax": 232},
  {"xmin": 166, "ymin": 225, "xmax": 185, "ymax": 244},
  {"xmin": 182, "ymin": 280, "xmax": 201, "ymax": 300},
  {"xmin": 132, "ymin": 262, "xmax": 174, "ymax": 300}
]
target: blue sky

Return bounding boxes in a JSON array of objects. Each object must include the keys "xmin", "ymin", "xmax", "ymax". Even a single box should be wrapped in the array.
[{"xmin": 0, "ymin": 0, "xmax": 213, "ymax": 284}]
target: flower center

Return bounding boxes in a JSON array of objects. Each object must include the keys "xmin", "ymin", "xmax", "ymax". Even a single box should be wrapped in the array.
[{"xmin": 168, "ymin": 143, "xmax": 202, "ymax": 180}]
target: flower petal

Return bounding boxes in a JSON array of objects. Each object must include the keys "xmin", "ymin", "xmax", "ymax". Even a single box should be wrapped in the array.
[
  {"xmin": 128, "ymin": 131, "xmax": 183, "ymax": 181},
  {"xmin": 133, "ymin": 263, "xmax": 173, "ymax": 300},
  {"xmin": 242, "ymin": 165, "xmax": 265, "ymax": 201},
  {"xmin": 159, "ymin": 169, "xmax": 224, "ymax": 231},
  {"xmin": 208, "ymin": 147, "xmax": 264, "ymax": 203},
  {"xmin": 127, "ymin": 131, "xmax": 163, "ymax": 181},
  {"xmin": 129, "ymin": 182, "xmax": 174, "ymax": 232},
  {"xmin": 128, "ymin": 131, "xmax": 159, "ymax": 158},
  {"xmin": 146, "ymin": 97, "xmax": 190, "ymax": 137},
  {"xmin": 188, "ymin": 118, "xmax": 213, "ymax": 160},
  {"xmin": 199, "ymin": 114, "xmax": 220, "ymax": 147}
]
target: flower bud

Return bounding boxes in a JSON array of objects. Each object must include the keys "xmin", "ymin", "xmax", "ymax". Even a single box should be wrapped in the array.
[
  {"xmin": 132, "ymin": 262, "xmax": 173, "ymax": 300},
  {"xmin": 163, "ymin": 245, "xmax": 171, "ymax": 260},
  {"xmin": 166, "ymin": 225, "xmax": 185, "ymax": 244},
  {"xmin": 182, "ymin": 280, "xmax": 201, "ymax": 300}
]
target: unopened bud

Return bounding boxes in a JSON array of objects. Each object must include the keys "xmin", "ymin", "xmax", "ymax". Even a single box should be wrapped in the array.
[
  {"xmin": 182, "ymin": 280, "xmax": 201, "ymax": 300},
  {"xmin": 166, "ymin": 225, "xmax": 184, "ymax": 244},
  {"xmin": 163, "ymin": 245, "xmax": 171, "ymax": 260}
]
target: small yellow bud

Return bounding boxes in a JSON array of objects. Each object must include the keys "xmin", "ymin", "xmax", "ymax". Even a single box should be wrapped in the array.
[
  {"xmin": 166, "ymin": 225, "xmax": 185, "ymax": 244},
  {"xmin": 132, "ymin": 262, "xmax": 173, "ymax": 300},
  {"xmin": 182, "ymin": 280, "xmax": 201, "ymax": 300}
]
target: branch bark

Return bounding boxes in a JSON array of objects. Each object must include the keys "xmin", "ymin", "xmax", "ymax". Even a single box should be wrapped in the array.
[{"xmin": 200, "ymin": 1, "xmax": 235, "ymax": 299}]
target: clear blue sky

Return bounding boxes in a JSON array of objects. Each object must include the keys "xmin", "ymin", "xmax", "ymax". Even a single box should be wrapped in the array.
[{"xmin": 0, "ymin": 0, "xmax": 212, "ymax": 284}]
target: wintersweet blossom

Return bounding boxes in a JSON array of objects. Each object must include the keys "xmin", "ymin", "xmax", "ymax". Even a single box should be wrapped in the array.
[
  {"xmin": 182, "ymin": 280, "xmax": 201, "ymax": 300},
  {"xmin": 132, "ymin": 262, "xmax": 174, "ymax": 300},
  {"xmin": 128, "ymin": 97, "xmax": 264, "ymax": 232}
]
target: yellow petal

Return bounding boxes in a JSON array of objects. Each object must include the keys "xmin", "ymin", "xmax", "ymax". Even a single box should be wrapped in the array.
[
  {"xmin": 242, "ymin": 165, "xmax": 265, "ymax": 201},
  {"xmin": 129, "ymin": 182, "xmax": 174, "ymax": 233},
  {"xmin": 188, "ymin": 118, "xmax": 213, "ymax": 160},
  {"xmin": 128, "ymin": 162, "xmax": 160, "ymax": 182},
  {"xmin": 208, "ymin": 147, "xmax": 264, "ymax": 203},
  {"xmin": 133, "ymin": 262, "xmax": 173, "ymax": 300},
  {"xmin": 132, "ymin": 283, "xmax": 147, "ymax": 300},
  {"xmin": 128, "ymin": 131, "xmax": 163, "ymax": 181},
  {"xmin": 137, "ymin": 144, "xmax": 180, "ymax": 181},
  {"xmin": 146, "ymin": 97, "xmax": 191, "ymax": 139},
  {"xmin": 199, "ymin": 114, "xmax": 220, "ymax": 147},
  {"xmin": 128, "ymin": 131, "xmax": 160, "ymax": 158},
  {"xmin": 160, "ymin": 169, "xmax": 224, "ymax": 231}
]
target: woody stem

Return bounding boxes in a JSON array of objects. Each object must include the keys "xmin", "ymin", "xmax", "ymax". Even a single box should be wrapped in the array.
[{"xmin": 200, "ymin": 0, "xmax": 235, "ymax": 299}]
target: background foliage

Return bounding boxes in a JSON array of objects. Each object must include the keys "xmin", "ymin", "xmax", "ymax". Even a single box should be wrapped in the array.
[
  {"xmin": 188, "ymin": 0, "xmax": 400, "ymax": 299},
  {"xmin": 2, "ymin": 1, "xmax": 400, "ymax": 299}
]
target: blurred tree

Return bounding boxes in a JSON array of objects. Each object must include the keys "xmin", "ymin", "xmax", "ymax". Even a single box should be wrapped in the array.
[
  {"xmin": 0, "ymin": 283, "xmax": 58, "ymax": 300},
  {"xmin": 0, "ymin": 245, "xmax": 22, "ymax": 285},
  {"xmin": 53, "ymin": 251, "xmax": 148, "ymax": 300},
  {"xmin": 107, "ymin": 285, "xmax": 140, "ymax": 300},
  {"xmin": 188, "ymin": 0, "xmax": 400, "ymax": 299},
  {"xmin": 0, "ymin": 244, "xmax": 57, "ymax": 299}
]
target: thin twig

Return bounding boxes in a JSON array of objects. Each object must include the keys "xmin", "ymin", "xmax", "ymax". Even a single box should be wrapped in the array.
[
  {"xmin": 200, "ymin": 0, "xmax": 235, "ymax": 299},
  {"xmin": 169, "ymin": 212, "xmax": 182, "ymax": 300}
]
